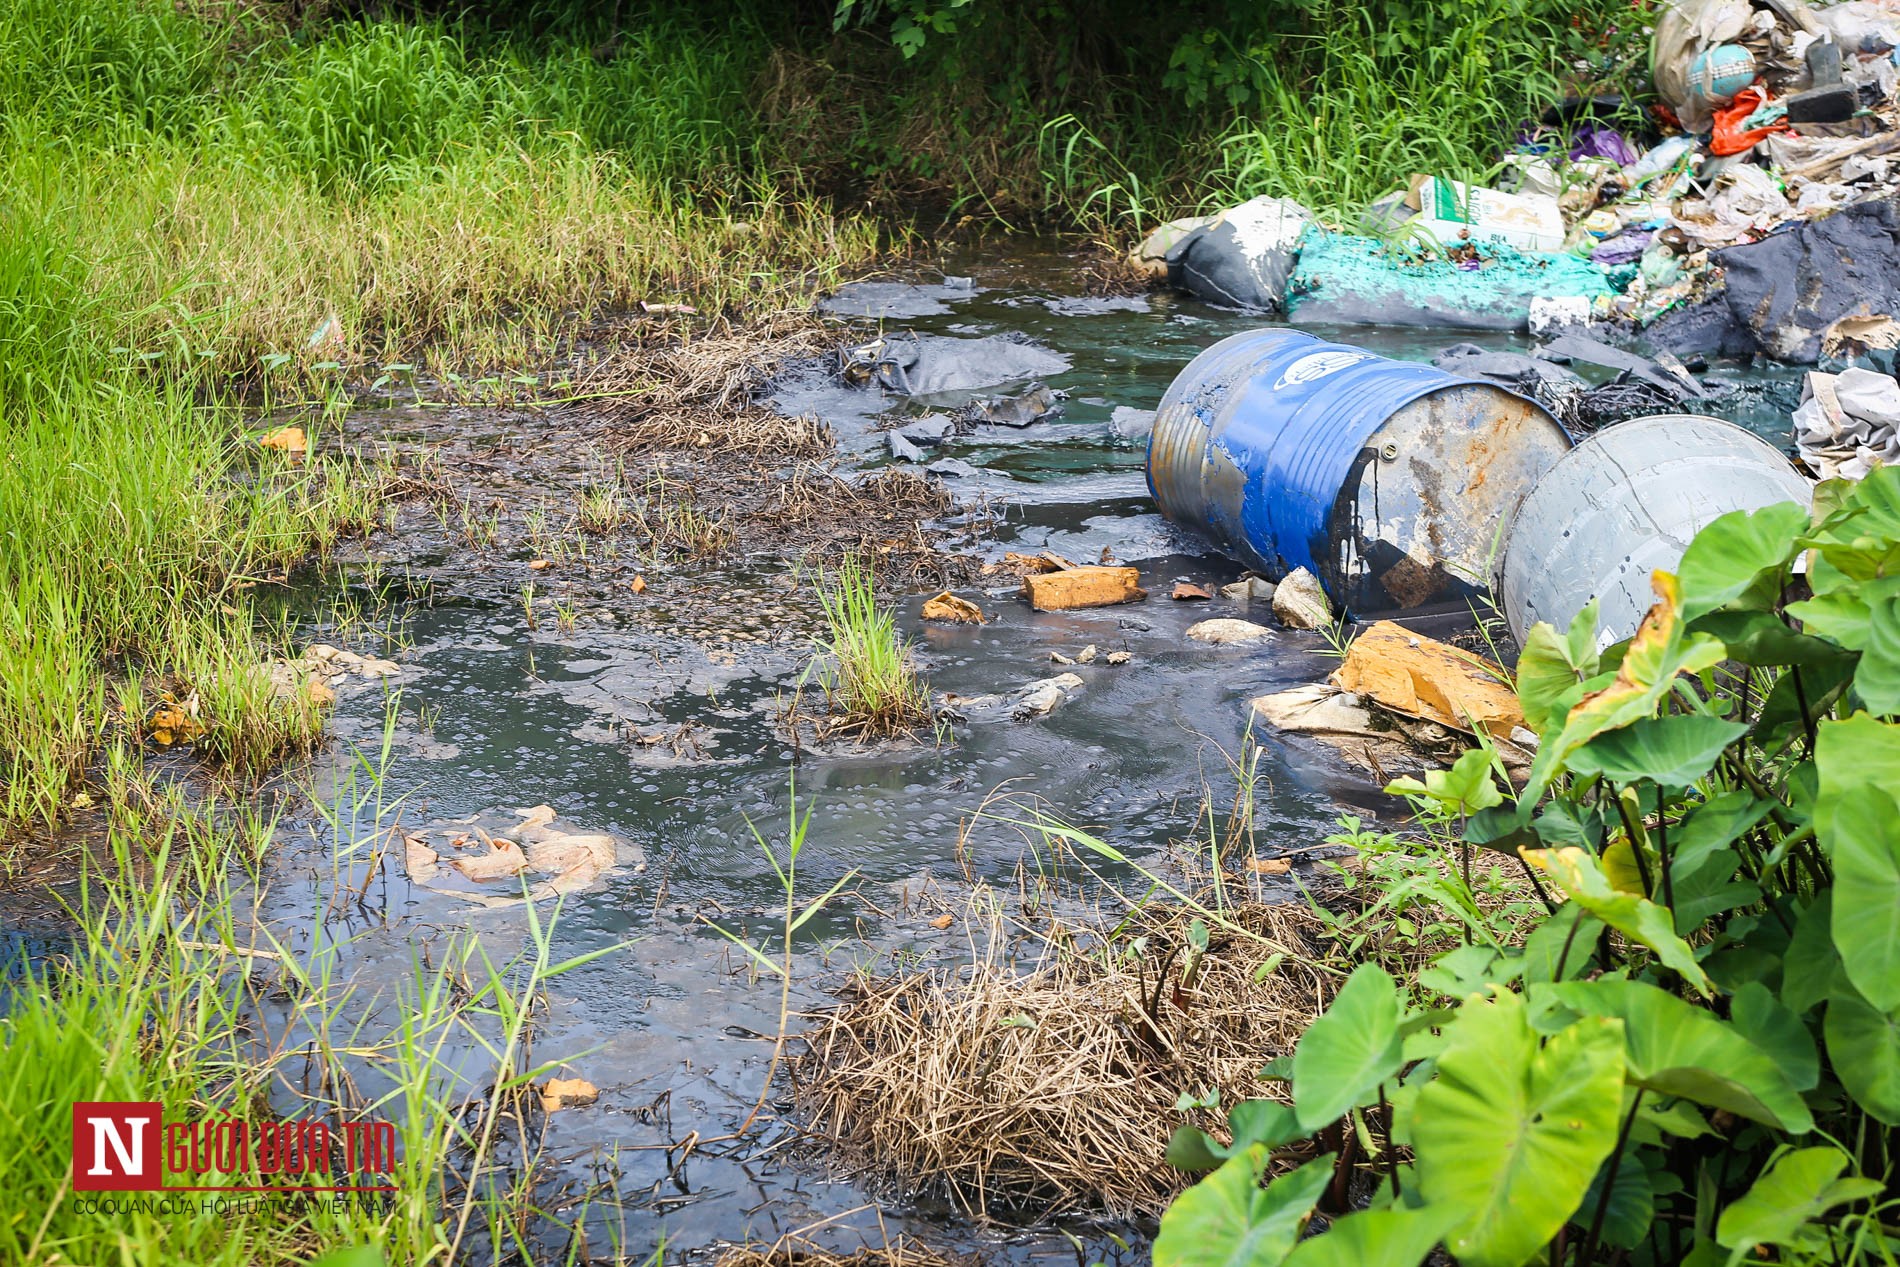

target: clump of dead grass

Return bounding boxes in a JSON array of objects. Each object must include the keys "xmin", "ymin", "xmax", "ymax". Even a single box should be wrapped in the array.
[
  {"xmin": 714, "ymin": 1235, "xmax": 977, "ymax": 1267},
  {"xmin": 756, "ymin": 465, "xmax": 967, "ymax": 588},
  {"xmin": 588, "ymin": 311, "xmax": 842, "ymax": 457},
  {"xmin": 793, "ymin": 900, "xmax": 1333, "ymax": 1221}
]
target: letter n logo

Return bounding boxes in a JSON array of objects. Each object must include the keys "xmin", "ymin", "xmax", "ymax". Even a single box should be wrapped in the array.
[{"xmin": 72, "ymin": 1102, "xmax": 162, "ymax": 1191}]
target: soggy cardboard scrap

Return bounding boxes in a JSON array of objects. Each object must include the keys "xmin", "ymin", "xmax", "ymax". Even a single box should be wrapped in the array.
[
  {"xmin": 1022, "ymin": 565, "xmax": 1144, "ymax": 611},
  {"xmin": 922, "ymin": 591, "xmax": 986, "ymax": 624},
  {"xmin": 1329, "ymin": 621, "xmax": 1522, "ymax": 737},
  {"xmin": 539, "ymin": 1077, "xmax": 599, "ymax": 1112}
]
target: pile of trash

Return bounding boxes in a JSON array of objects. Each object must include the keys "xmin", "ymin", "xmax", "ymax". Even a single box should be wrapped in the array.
[{"xmin": 1137, "ymin": 0, "xmax": 1900, "ymax": 365}]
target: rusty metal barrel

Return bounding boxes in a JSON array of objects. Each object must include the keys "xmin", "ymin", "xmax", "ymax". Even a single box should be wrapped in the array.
[
  {"xmin": 1497, "ymin": 414, "xmax": 1814, "ymax": 645},
  {"xmin": 1147, "ymin": 329, "xmax": 1572, "ymax": 614}
]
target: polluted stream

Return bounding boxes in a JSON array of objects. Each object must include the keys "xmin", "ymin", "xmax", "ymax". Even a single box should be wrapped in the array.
[{"xmin": 23, "ymin": 246, "xmax": 1814, "ymax": 1258}]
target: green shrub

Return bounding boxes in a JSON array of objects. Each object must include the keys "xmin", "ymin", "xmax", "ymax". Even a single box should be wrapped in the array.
[{"xmin": 1158, "ymin": 467, "xmax": 1900, "ymax": 1267}]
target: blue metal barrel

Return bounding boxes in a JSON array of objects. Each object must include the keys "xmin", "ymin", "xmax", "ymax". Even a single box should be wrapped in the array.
[{"xmin": 1148, "ymin": 329, "xmax": 1573, "ymax": 614}]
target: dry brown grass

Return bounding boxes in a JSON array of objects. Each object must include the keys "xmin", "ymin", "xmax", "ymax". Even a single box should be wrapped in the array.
[
  {"xmin": 714, "ymin": 1235, "xmax": 977, "ymax": 1267},
  {"xmin": 588, "ymin": 311, "xmax": 844, "ymax": 457},
  {"xmin": 793, "ymin": 901, "xmax": 1333, "ymax": 1222}
]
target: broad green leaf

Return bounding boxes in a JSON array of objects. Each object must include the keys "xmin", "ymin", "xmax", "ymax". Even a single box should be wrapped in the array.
[
  {"xmin": 1576, "ymin": 1148, "xmax": 1655, "ymax": 1250},
  {"xmin": 1418, "ymin": 945, "xmax": 1502, "ymax": 998},
  {"xmin": 1716, "ymin": 1147, "xmax": 1882, "ymax": 1258},
  {"xmin": 1753, "ymin": 653, "xmax": 1857, "ymax": 756},
  {"xmin": 1816, "ymin": 774, "xmax": 1900, "ymax": 1012},
  {"xmin": 1857, "ymin": 594, "xmax": 1900, "ymax": 715},
  {"xmin": 1676, "ymin": 502, "xmax": 1806, "ymax": 620},
  {"xmin": 1524, "ymin": 573, "xmax": 1726, "ymax": 802},
  {"xmin": 1636, "ymin": 1097, "xmax": 1713, "ymax": 1139},
  {"xmin": 1781, "ymin": 894, "xmax": 1850, "ymax": 1015},
  {"xmin": 1520, "ymin": 847, "xmax": 1711, "ymax": 995},
  {"xmin": 1517, "ymin": 903, "xmax": 1601, "ymax": 985},
  {"xmin": 1800, "ymin": 464, "xmax": 1900, "ymax": 582},
  {"xmin": 1545, "ymin": 978, "xmax": 1813, "ymax": 1133},
  {"xmin": 1384, "ymin": 749, "xmax": 1501, "ymax": 816},
  {"xmin": 1566, "ymin": 715, "xmax": 1748, "ymax": 788},
  {"xmin": 1689, "ymin": 609, "xmax": 1846, "ymax": 666},
  {"xmin": 1164, "ymin": 1126, "xmax": 1225, "ymax": 1173},
  {"xmin": 1293, "ymin": 963, "xmax": 1403, "ymax": 1131},
  {"xmin": 1533, "ymin": 798, "xmax": 1609, "ymax": 851},
  {"xmin": 1168, "ymin": 1098, "xmax": 1309, "ymax": 1171},
  {"xmin": 1517, "ymin": 600, "xmax": 1600, "ymax": 736},
  {"xmin": 1824, "ymin": 986, "xmax": 1900, "ymax": 1125},
  {"xmin": 1600, "ymin": 840, "xmax": 1646, "ymax": 896},
  {"xmin": 1731, "ymin": 981, "xmax": 1819, "ymax": 1092},
  {"xmin": 1784, "ymin": 589, "xmax": 1875, "ymax": 649},
  {"xmin": 1281, "ymin": 1205, "xmax": 1460, "ymax": 1267},
  {"xmin": 1670, "ymin": 791, "xmax": 1773, "ymax": 881},
  {"xmin": 1413, "ymin": 990, "xmax": 1625, "ymax": 1267},
  {"xmin": 1154, "ymin": 1149, "xmax": 1332, "ymax": 1267}
]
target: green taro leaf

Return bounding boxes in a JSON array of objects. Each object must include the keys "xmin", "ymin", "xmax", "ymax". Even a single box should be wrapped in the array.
[
  {"xmin": 1521, "ymin": 847, "xmax": 1712, "ymax": 994},
  {"xmin": 1167, "ymin": 1098, "xmax": 1308, "ymax": 1171},
  {"xmin": 1281, "ymin": 1205, "xmax": 1460, "ymax": 1267},
  {"xmin": 1690, "ymin": 609, "xmax": 1848, "ymax": 666},
  {"xmin": 1565, "ymin": 715, "xmax": 1748, "ymax": 788},
  {"xmin": 1546, "ymin": 978, "xmax": 1813, "ymax": 1133},
  {"xmin": 1576, "ymin": 1147, "xmax": 1655, "ymax": 1250},
  {"xmin": 1671, "ymin": 791, "xmax": 1774, "ymax": 882},
  {"xmin": 1412, "ymin": 990, "xmax": 1625, "ymax": 1267},
  {"xmin": 1824, "ymin": 986, "xmax": 1900, "ymax": 1125},
  {"xmin": 1781, "ymin": 894, "xmax": 1850, "ymax": 1015},
  {"xmin": 1516, "ymin": 599, "xmax": 1600, "ymax": 736},
  {"xmin": 1385, "ymin": 748, "xmax": 1502, "ymax": 816},
  {"xmin": 1784, "ymin": 589, "xmax": 1874, "ymax": 650},
  {"xmin": 1716, "ymin": 1147, "xmax": 1883, "ymax": 1259},
  {"xmin": 1293, "ymin": 963, "xmax": 1403, "ymax": 1131},
  {"xmin": 1856, "ymin": 594, "xmax": 1900, "ymax": 716},
  {"xmin": 1800, "ymin": 464, "xmax": 1900, "ymax": 582},
  {"xmin": 1518, "ymin": 903, "xmax": 1602, "ymax": 986},
  {"xmin": 1731, "ymin": 981, "xmax": 1819, "ymax": 1092},
  {"xmin": 1523, "ymin": 573, "xmax": 1725, "ymax": 803},
  {"xmin": 1676, "ymin": 502, "xmax": 1806, "ymax": 620},
  {"xmin": 1153, "ymin": 1149, "xmax": 1333, "ymax": 1267},
  {"xmin": 1814, "ymin": 738, "xmax": 1900, "ymax": 1012}
]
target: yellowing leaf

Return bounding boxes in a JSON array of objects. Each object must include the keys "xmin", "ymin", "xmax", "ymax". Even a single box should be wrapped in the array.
[{"xmin": 1523, "ymin": 846, "xmax": 1711, "ymax": 995}]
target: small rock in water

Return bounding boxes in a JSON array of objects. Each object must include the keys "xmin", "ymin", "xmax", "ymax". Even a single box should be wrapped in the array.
[
  {"xmin": 1105, "ymin": 650, "xmax": 1132, "ymax": 665},
  {"xmin": 1172, "ymin": 581, "xmax": 1212, "ymax": 601},
  {"xmin": 1185, "ymin": 618, "xmax": 1275, "ymax": 645},
  {"xmin": 1012, "ymin": 672, "xmax": 1084, "ymax": 718},
  {"xmin": 1108, "ymin": 406, "xmax": 1156, "ymax": 442},
  {"xmin": 1076, "ymin": 644, "xmax": 1098, "ymax": 663},
  {"xmin": 899, "ymin": 414, "xmax": 955, "ymax": 446},
  {"xmin": 1272, "ymin": 568, "xmax": 1333, "ymax": 630},
  {"xmin": 888, "ymin": 431, "xmax": 925, "ymax": 463},
  {"xmin": 1050, "ymin": 650, "xmax": 1075, "ymax": 665},
  {"xmin": 926, "ymin": 457, "xmax": 979, "ymax": 478},
  {"xmin": 1220, "ymin": 581, "xmax": 1251, "ymax": 600},
  {"xmin": 1249, "ymin": 576, "xmax": 1277, "ymax": 602}
]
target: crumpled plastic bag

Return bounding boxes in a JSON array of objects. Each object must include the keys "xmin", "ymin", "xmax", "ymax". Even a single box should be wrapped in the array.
[
  {"xmin": 1796, "ymin": 368, "xmax": 1900, "ymax": 479},
  {"xmin": 1671, "ymin": 164, "xmax": 1794, "ymax": 245},
  {"xmin": 1712, "ymin": 87, "xmax": 1793, "ymax": 156}
]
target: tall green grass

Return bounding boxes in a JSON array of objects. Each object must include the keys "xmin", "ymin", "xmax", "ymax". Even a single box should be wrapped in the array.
[{"xmin": 812, "ymin": 553, "xmax": 931, "ymax": 741}]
